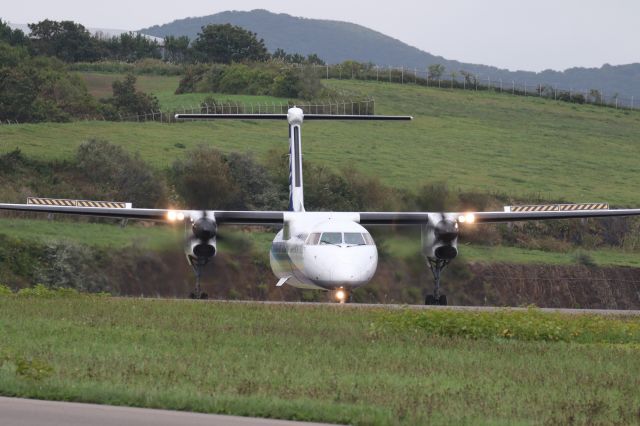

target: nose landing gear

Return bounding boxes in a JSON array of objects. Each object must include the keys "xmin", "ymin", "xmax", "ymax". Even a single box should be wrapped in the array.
[
  {"xmin": 425, "ymin": 258, "xmax": 449, "ymax": 306},
  {"xmin": 333, "ymin": 287, "xmax": 351, "ymax": 304},
  {"xmin": 188, "ymin": 257, "xmax": 210, "ymax": 300}
]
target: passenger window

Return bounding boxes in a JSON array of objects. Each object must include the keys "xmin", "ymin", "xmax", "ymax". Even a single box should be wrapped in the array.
[
  {"xmin": 363, "ymin": 233, "xmax": 375, "ymax": 245},
  {"xmin": 306, "ymin": 233, "xmax": 321, "ymax": 245},
  {"xmin": 320, "ymin": 232, "xmax": 342, "ymax": 245},
  {"xmin": 344, "ymin": 232, "xmax": 365, "ymax": 245}
]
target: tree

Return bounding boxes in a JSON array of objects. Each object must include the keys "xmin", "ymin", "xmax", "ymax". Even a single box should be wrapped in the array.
[
  {"xmin": 171, "ymin": 147, "xmax": 241, "ymax": 209},
  {"xmin": 108, "ymin": 32, "xmax": 161, "ymax": 62},
  {"xmin": 28, "ymin": 20, "xmax": 99, "ymax": 62},
  {"xmin": 192, "ymin": 24, "xmax": 268, "ymax": 64},
  {"xmin": 0, "ymin": 54, "xmax": 97, "ymax": 122},
  {"xmin": 459, "ymin": 70, "xmax": 477, "ymax": 87},
  {"xmin": 428, "ymin": 64, "xmax": 445, "ymax": 80},
  {"xmin": 164, "ymin": 35, "xmax": 191, "ymax": 63},
  {"xmin": 306, "ymin": 53, "xmax": 325, "ymax": 66},
  {"xmin": 107, "ymin": 74, "xmax": 160, "ymax": 116},
  {"xmin": 75, "ymin": 139, "xmax": 166, "ymax": 208},
  {"xmin": 0, "ymin": 20, "xmax": 29, "ymax": 46}
]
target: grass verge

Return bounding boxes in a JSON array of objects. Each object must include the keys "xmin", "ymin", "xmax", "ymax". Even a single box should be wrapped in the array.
[{"xmin": 0, "ymin": 297, "xmax": 639, "ymax": 424}]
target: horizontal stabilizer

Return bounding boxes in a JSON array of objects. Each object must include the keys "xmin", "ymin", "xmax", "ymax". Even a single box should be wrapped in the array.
[{"xmin": 175, "ymin": 114, "xmax": 412, "ymax": 121}]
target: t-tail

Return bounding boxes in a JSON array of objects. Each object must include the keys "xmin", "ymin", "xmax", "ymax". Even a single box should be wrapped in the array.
[
  {"xmin": 175, "ymin": 108, "xmax": 412, "ymax": 212},
  {"xmin": 287, "ymin": 108, "xmax": 305, "ymax": 211}
]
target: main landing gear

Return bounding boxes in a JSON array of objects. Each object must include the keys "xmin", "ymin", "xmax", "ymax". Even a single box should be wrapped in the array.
[
  {"xmin": 188, "ymin": 257, "xmax": 209, "ymax": 300},
  {"xmin": 425, "ymin": 258, "xmax": 449, "ymax": 306}
]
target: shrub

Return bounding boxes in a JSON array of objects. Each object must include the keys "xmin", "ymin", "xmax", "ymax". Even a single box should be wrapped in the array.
[
  {"xmin": 170, "ymin": 146, "xmax": 241, "ymax": 209},
  {"xmin": 75, "ymin": 139, "xmax": 167, "ymax": 207},
  {"xmin": 103, "ymin": 74, "xmax": 160, "ymax": 117},
  {"xmin": 0, "ymin": 284, "xmax": 12, "ymax": 295},
  {"xmin": 176, "ymin": 63, "xmax": 329, "ymax": 100}
]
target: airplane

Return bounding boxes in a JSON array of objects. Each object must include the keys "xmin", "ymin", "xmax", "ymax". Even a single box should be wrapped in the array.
[{"xmin": 2, "ymin": 106, "xmax": 640, "ymax": 305}]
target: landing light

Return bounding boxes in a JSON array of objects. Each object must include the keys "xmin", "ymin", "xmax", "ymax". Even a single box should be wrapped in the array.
[
  {"xmin": 335, "ymin": 289, "xmax": 347, "ymax": 303},
  {"xmin": 458, "ymin": 213, "xmax": 476, "ymax": 224},
  {"xmin": 167, "ymin": 211, "xmax": 185, "ymax": 222}
]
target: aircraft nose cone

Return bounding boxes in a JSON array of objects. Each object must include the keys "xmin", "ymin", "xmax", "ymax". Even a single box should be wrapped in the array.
[
  {"xmin": 435, "ymin": 220, "xmax": 458, "ymax": 242},
  {"xmin": 330, "ymin": 252, "xmax": 377, "ymax": 284}
]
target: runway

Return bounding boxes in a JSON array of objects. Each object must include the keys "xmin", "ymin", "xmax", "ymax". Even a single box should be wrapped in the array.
[
  {"xmin": 0, "ymin": 397, "xmax": 337, "ymax": 426},
  {"xmin": 156, "ymin": 298, "xmax": 640, "ymax": 316}
]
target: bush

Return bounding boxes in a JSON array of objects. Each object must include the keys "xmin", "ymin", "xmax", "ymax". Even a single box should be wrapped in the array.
[
  {"xmin": 75, "ymin": 139, "xmax": 167, "ymax": 207},
  {"xmin": 0, "ymin": 53, "xmax": 98, "ymax": 122},
  {"xmin": 170, "ymin": 146, "xmax": 241, "ymax": 209},
  {"xmin": 102, "ymin": 74, "xmax": 160, "ymax": 118},
  {"xmin": 17, "ymin": 284, "xmax": 78, "ymax": 298},
  {"xmin": 0, "ymin": 284, "xmax": 12, "ymax": 295},
  {"xmin": 177, "ymin": 62, "xmax": 329, "ymax": 100}
]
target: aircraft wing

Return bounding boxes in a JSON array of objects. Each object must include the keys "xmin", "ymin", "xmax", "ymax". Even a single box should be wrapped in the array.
[
  {"xmin": 0, "ymin": 203, "xmax": 285, "ymax": 225},
  {"xmin": 358, "ymin": 208, "xmax": 640, "ymax": 225}
]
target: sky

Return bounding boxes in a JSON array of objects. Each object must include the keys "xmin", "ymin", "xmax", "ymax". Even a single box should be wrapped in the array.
[{"xmin": 3, "ymin": 0, "xmax": 639, "ymax": 72}]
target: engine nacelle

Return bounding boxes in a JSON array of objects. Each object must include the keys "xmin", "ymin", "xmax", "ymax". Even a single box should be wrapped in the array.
[
  {"xmin": 422, "ymin": 213, "xmax": 459, "ymax": 261},
  {"xmin": 184, "ymin": 216, "xmax": 217, "ymax": 264}
]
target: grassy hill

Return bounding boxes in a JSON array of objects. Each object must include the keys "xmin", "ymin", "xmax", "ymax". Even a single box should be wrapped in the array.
[
  {"xmin": 139, "ymin": 9, "xmax": 640, "ymax": 99},
  {"xmin": 4, "ymin": 74, "xmax": 639, "ymax": 205}
]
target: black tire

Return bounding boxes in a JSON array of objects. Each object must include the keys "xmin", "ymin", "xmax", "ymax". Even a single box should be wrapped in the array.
[
  {"xmin": 189, "ymin": 292, "xmax": 197, "ymax": 299},
  {"xmin": 425, "ymin": 295, "xmax": 437, "ymax": 305},
  {"xmin": 438, "ymin": 295, "xmax": 447, "ymax": 306},
  {"xmin": 200, "ymin": 292, "xmax": 209, "ymax": 300}
]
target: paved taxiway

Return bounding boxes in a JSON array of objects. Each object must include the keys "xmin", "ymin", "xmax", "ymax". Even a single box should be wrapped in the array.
[
  {"xmin": 0, "ymin": 397, "xmax": 337, "ymax": 426},
  {"xmin": 157, "ymin": 299, "xmax": 640, "ymax": 316}
]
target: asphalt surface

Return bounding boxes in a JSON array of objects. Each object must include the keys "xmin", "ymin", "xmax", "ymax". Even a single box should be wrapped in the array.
[{"xmin": 0, "ymin": 397, "xmax": 337, "ymax": 426}]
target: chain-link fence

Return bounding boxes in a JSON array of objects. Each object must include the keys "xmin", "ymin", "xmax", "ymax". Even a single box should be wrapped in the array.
[
  {"xmin": 302, "ymin": 63, "xmax": 639, "ymax": 110},
  {"xmin": 105, "ymin": 99, "xmax": 375, "ymax": 123}
]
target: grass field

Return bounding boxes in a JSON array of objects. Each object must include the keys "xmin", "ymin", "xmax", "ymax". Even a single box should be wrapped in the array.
[
  {"xmin": 0, "ymin": 217, "xmax": 181, "ymax": 250},
  {"xmin": 0, "ymin": 297, "xmax": 639, "ymax": 424},
  {"xmin": 5, "ymin": 75, "xmax": 640, "ymax": 206}
]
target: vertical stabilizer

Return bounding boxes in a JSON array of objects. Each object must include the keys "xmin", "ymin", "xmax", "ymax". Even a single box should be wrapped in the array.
[{"xmin": 287, "ymin": 108, "xmax": 305, "ymax": 212}]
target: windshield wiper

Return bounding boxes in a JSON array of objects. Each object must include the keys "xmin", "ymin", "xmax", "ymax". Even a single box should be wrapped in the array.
[{"xmin": 320, "ymin": 241, "xmax": 341, "ymax": 247}]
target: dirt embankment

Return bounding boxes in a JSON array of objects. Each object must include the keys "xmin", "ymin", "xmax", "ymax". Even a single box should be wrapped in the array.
[{"xmin": 106, "ymin": 250, "xmax": 640, "ymax": 309}]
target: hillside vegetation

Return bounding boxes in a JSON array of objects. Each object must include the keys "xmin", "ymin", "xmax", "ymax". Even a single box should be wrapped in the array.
[
  {"xmin": 3, "ymin": 76, "xmax": 639, "ymax": 205},
  {"xmin": 140, "ymin": 9, "xmax": 640, "ymax": 99}
]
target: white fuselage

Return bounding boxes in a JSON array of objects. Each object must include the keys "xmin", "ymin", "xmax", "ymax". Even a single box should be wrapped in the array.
[{"xmin": 269, "ymin": 212, "xmax": 378, "ymax": 290}]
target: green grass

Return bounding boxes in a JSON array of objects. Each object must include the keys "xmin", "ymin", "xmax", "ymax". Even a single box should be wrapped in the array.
[
  {"xmin": 79, "ymin": 72, "xmax": 181, "ymax": 99},
  {"xmin": 0, "ymin": 217, "xmax": 181, "ymax": 250},
  {"xmin": 4, "ymin": 78, "xmax": 640, "ymax": 205},
  {"xmin": 0, "ymin": 297, "xmax": 639, "ymax": 424}
]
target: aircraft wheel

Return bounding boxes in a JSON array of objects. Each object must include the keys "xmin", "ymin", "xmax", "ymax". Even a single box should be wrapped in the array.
[
  {"xmin": 189, "ymin": 292, "xmax": 198, "ymax": 299},
  {"xmin": 425, "ymin": 295, "xmax": 437, "ymax": 305},
  {"xmin": 438, "ymin": 295, "xmax": 447, "ymax": 306},
  {"xmin": 200, "ymin": 292, "xmax": 209, "ymax": 300}
]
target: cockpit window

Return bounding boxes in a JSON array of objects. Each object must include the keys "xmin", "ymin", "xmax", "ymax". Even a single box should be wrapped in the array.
[
  {"xmin": 363, "ymin": 233, "xmax": 375, "ymax": 245},
  {"xmin": 320, "ymin": 232, "xmax": 342, "ymax": 245},
  {"xmin": 344, "ymin": 232, "xmax": 365, "ymax": 245},
  {"xmin": 306, "ymin": 233, "xmax": 321, "ymax": 245}
]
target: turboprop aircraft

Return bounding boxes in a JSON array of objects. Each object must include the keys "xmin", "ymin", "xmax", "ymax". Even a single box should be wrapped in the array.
[{"xmin": 2, "ymin": 106, "xmax": 640, "ymax": 305}]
